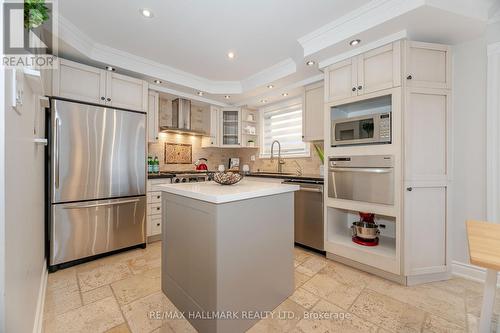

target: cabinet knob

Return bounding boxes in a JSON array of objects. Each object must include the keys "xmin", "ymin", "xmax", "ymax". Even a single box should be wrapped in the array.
[
  {"xmin": 357, "ymin": 85, "xmax": 363, "ymax": 90},
  {"xmin": 106, "ymin": 97, "xmax": 111, "ymax": 102},
  {"xmin": 406, "ymin": 75, "xmax": 413, "ymax": 80},
  {"xmin": 406, "ymin": 187, "xmax": 413, "ymax": 192},
  {"xmin": 156, "ymin": 207, "xmax": 160, "ymax": 210},
  {"xmin": 156, "ymin": 223, "xmax": 160, "ymax": 226},
  {"xmin": 157, "ymin": 196, "xmax": 160, "ymax": 199},
  {"xmin": 155, "ymin": 136, "xmax": 158, "ymax": 140},
  {"xmin": 100, "ymin": 96, "xmax": 105, "ymax": 101},
  {"xmin": 352, "ymin": 87, "xmax": 357, "ymax": 92}
]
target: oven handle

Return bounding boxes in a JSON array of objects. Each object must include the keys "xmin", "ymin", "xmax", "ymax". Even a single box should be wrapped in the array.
[
  {"xmin": 329, "ymin": 167, "xmax": 392, "ymax": 174},
  {"xmin": 298, "ymin": 187, "xmax": 323, "ymax": 193}
]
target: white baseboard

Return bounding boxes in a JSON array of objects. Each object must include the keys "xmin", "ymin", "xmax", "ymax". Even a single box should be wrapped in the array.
[
  {"xmin": 32, "ymin": 261, "xmax": 48, "ymax": 333},
  {"xmin": 452, "ymin": 260, "xmax": 500, "ymax": 286}
]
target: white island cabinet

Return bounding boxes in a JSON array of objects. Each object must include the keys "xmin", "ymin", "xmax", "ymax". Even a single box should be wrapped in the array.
[{"xmin": 158, "ymin": 180, "xmax": 299, "ymax": 333}]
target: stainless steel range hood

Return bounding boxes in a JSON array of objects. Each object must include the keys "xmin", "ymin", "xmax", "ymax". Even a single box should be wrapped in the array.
[{"xmin": 160, "ymin": 98, "xmax": 206, "ymax": 136}]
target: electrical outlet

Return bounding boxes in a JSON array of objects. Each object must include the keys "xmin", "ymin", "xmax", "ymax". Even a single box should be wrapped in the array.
[{"xmin": 250, "ymin": 155, "xmax": 255, "ymax": 161}]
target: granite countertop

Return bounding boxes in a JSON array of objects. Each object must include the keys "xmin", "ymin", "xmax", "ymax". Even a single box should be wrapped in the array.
[{"xmin": 158, "ymin": 179, "xmax": 300, "ymax": 204}]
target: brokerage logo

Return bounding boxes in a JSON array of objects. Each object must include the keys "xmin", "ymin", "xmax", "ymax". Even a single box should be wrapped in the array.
[{"xmin": 3, "ymin": 0, "xmax": 58, "ymax": 68}]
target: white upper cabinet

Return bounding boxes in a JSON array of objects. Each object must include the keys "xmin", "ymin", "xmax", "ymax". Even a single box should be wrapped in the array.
[
  {"xmin": 53, "ymin": 59, "xmax": 106, "ymax": 104},
  {"xmin": 106, "ymin": 72, "xmax": 148, "ymax": 112},
  {"xmin": 302, "ymin": 82, "xmax": 324, "ymax": 141},
  {"xmin": 53, "ymin": 58, "xmax": 148, "ymax": 112},
  {"xmin": 202, "ymin": 106, "xmax": 220, "ymax": 147},
  {"xmin": 404, "ymin": 88, "xmax": 450, "ymax": 182},
  {"xmin": 325, "ymin": 41, "xmax": 401, "ymax": 103},
  {"xmin": 147, "ymin": 91, "xmax": 159, "ymax": 143},
  {"xmin": 219, "ymin": 108, "xmax": 241, "ymax": 147},
  {"xmin": 325, "ymin": 58, "xmax": 357, "ymax": 102},
  {"xmin": 405, "ymin": 41, "xmax": 451, "ymax": 89},
  {"xmin": 358, "ymin": 41, "xmax": 401, "ymax": 95}
]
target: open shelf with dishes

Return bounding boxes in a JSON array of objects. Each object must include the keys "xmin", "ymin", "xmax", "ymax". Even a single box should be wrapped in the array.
[
  {"xmin": 241, "ymin": 108, "xmax": 259, "ymax": 148},
  {"xmin": 325, "ymin": 206, "xmax": 400, "ymax": 274}
]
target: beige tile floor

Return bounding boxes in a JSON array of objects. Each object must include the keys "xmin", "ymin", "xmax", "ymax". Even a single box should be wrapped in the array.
[{"xmin": 42, "ymin": 242, "xmax": 499, "ymax": 333}]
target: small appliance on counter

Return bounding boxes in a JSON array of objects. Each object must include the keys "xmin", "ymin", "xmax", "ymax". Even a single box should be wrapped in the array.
[
  {"xmin": 351, "ymin": 212, "xmax": 380, "ymax": 246},
  {"xmin": 194, "ymin": 158, "xmax": 208, "ymax": 171}
]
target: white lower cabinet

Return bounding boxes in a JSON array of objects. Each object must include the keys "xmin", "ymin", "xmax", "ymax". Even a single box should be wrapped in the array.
[
  {"xmin": 147, "ymin": 179, "xmax": 169, "ymax": 237},
  {"xmin": 404, "ymin": 186, "xmax": 446, "ymax": 275}
]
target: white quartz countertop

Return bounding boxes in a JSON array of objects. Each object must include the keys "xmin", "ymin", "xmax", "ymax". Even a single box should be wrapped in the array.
[{"xmin": 157, "ymin": 180, "xmax": 300, "ymax": 204}]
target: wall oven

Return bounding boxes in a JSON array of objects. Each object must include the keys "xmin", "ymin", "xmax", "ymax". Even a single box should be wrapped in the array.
[
  {"xmin": 328, "ymin": 155, "xmax": 394, "ymax": 205},
  {"xmin": 331, "ymin": 112, "xmax": 391, "ymax": 147}
]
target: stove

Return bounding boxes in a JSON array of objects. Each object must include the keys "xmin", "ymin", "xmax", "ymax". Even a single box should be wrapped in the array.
[{"xmin": 167, "ymin": 171, "xmax": 214, "ymax": 183}]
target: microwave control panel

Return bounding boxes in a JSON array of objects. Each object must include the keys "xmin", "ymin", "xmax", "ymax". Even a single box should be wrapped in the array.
[{"xmin": 379, "ymin": 113, "xmax": 391, "ymax": 141}]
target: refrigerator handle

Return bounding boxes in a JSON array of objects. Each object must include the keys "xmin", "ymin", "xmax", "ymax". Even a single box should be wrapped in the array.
[
  {"xmin": 55, "ymin": 117, "xmax": 60, "ymax": 189},
  {"xmin": 62, "ymin": 198, "xmax": 141, "ymax": 209}
]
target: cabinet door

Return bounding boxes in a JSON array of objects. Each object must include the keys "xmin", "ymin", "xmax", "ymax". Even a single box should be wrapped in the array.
[
  {"xmin": 53, "ymin": 59, "xmax": 106, "ymax": 104},
  {"xmin": 191, "ymin": 105, "xmax": 206, "ymax": 133},
  {"xmin": 405, "ymin": 186, "xmax": 446, "ymax": 275},
  {"xmin": 358, "ymin": 41, "xmax": 401, "ymax": 95},
  {"xmin": 325, "ymin": 58, "xmax": 357, "ymax": 102},
  {"xmin": 202, "ymin": 106, "xmax": 219, "ymax": 147},
  {"xmin": 405, "ymin": 41, "xmax": 451, "ymax": 89},
  {"xmin": 106, "ymin": 72, "xmax": 148, "ymax": 112},
  {"xmin": 302, "ymin": 82, "xmax": 324, "ymax": 141},
  {"xmin": 147, "ymin": 91, "xmax": 159, "ymax": 143},
  {"xmin": 220, "ymin": 108, "xmax": 241, "ymax": 147},
  {"xmin": 404, "ymin": 89, "xmax": 449, "ymax": 182}
]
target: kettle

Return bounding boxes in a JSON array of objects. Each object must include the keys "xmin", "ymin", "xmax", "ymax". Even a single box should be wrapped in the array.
[{"xmin": 195, "ymin": 158, "xmax": 208, "ymax": 171}]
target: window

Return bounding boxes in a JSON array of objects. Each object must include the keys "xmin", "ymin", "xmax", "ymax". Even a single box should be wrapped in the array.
[{"xmin": 260, "ymin": 99, "xmax": 310, "ymax": 158}]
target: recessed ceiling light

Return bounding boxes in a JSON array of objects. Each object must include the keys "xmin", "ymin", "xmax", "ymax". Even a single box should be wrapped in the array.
[
  {"xmin": 282, "ymin": 93, "xmax": 288, "ymax": 97},
  {"xmin": 105, "ymin": 66, "xmax": 115, "ymax": 72},
  {"xmin": 267, "ymin": 85, "xmax": 274, "ymax": 89},
  {"xmin": 349, "ymin": 39, "xmax": 361, "ymax": 46},
  {"xmin": 261, "ymin": 99, "xmax": 267, "ymax": 103},
  {"xmin": 197, "ymin": 91, "xmax": 204, "ymax": 96},
  {"xmin": 306, "ymin": 60, "xmax": 315, "ymax": 66},
  {"xmin": 140, "ymin": 8, "xmax": 153, "ymax": 18},
  {"xmin": 227, "ymin": 52, "xmax": 235, "ymax": 59},
  {"xmin": 224, "ymin": 95, "xmax": 230, "ymax": 99},
  {"xmin": 153, "ymin": 79, "xmax": 162, "ymax": 84}
]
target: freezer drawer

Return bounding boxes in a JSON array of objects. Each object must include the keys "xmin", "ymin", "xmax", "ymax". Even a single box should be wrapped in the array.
[{"xmin": 50, "ymin": 196, "xmax": 146, "ymax": 265}]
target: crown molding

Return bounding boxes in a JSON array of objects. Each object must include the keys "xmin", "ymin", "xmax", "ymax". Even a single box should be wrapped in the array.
[
  {"xmin": 298, "ymin": 0, "xmax": 423, "ymax": 57},
  {"xmin": 241, "ymin": 58, "xmax": 297, "ymax": 91},
  {"xmin": 149, "ymin": 84, "xmax": 230, "ymax": 107},
  {"xmin": 319, "ymin": 30, "xmax": 407, "ymax": 69},
  {"xmin": 58, "ymin": 15, "xmax": 300, "ymax": 95},
  {"xmin": 235, "ymin": 74, "xmax": 324, "ymax": 107}
]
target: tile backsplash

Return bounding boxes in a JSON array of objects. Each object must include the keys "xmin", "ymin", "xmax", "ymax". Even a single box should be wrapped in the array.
[{"xmin": 148, "ymin": 133, "xmax": 323, "ymax": 175}]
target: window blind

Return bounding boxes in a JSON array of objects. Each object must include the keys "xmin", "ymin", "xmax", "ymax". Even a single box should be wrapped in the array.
[{"xmin": 261, "ymin": 102, "xmax": 309, "ymax": 157}]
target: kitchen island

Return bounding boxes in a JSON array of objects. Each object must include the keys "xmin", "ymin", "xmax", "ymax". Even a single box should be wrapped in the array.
[{"xmin": 158, "ymin": 180, "xmax": 299, "ymax": 333}]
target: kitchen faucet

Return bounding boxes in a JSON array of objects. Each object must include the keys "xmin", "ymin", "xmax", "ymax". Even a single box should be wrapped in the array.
[{"xmin": 270, "ymin": 140, "xmax": 285, "ymax": 173}]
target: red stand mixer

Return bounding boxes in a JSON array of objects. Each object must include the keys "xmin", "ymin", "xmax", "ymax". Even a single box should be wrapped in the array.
[{"xmin": 351, "ymin": 212, "xmax": 380, "ymax": 246}]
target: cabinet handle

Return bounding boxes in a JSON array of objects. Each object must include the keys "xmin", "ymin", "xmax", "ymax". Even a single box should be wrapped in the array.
[
  {"xmin": 406, "ymin": 187, "xmax": 413, "ymax": 192},
  {"xmin": 106, "ymin": 97, "xmax": 111, "ymax": 102},
  {"xmin": 357, "ymin": 85, "xmax": 363, "ymax": 90},
  {"xmin": 406, "ymin": 75, "xmax": 413, "ymax": 80},
  {"xmin": 352, "ymin": 87, "xmax": 357, "ymax": 92},
  {"xmin": 100, "ymin": 96, "xmax": 105, "ymax": 101}
]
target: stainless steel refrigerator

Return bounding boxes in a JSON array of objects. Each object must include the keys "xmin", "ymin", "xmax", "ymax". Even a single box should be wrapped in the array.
[{"xmin": 48, "ymin": 98, "xmax": 147, "ymax": 270}]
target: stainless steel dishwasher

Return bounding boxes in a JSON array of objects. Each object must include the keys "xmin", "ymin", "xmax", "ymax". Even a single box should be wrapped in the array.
[{"xmin": 282, "ymin": 179, "xmax": 324, "ymax": 251}]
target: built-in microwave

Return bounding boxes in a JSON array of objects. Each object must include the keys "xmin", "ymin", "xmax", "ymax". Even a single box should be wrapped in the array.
[{"xmin": 331, "ymin": 112, "xmax": 391, "ymax": 147}]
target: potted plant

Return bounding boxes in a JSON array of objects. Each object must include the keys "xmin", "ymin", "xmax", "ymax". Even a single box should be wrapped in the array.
[{"xmin": 313, "ymin": 143, "xmax": 325, "ymax": 176}]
